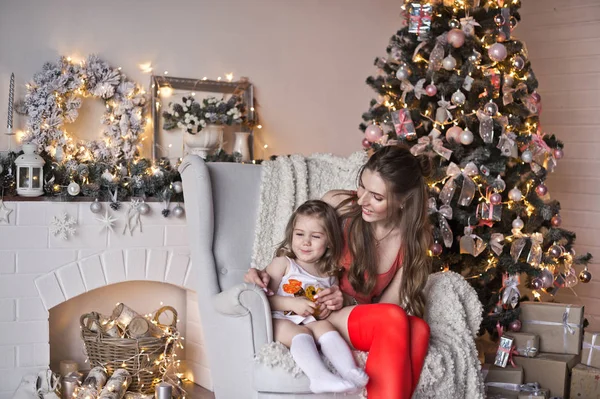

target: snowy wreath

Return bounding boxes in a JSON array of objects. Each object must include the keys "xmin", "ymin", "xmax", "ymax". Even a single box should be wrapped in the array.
[{"xmin": 23, "ymin": 55, "xmax": 147, "ymax": 164}]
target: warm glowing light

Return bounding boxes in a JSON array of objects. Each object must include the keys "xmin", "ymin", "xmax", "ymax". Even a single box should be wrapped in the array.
[
  {"xmin": 139, "ymin": 62, "xmax": 153, "ymax": 73},
  {"xmin": 257, "ymin": 124, "xmax": 262, "ymax": 129},
  {"xmin": 160, "ymin": 86, "xmax": 173, "ymax": 97},
  {"xmin": 225, "ymin": 73, "xmax": 234, "ymax": 82}
]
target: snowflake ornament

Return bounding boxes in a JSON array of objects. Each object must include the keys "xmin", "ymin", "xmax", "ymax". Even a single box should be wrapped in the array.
[
  {"xmin": 50, "ymin": 212, "xmax": 77, "ymax": 240},
  {"xmin": 122, "ymin": 198, "xmax": 142, "ymax": 236},
  {"xmin": 0, "ymin": 200, "xmax": 13, "ymax": 224}
]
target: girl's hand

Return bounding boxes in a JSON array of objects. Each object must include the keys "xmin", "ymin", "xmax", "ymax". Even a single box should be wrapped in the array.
[
  {"xmin": 315, "ymin": 304, "xmax": 332, "ymax": 320},
  {"xmin": 291, "ymin": 297, "xmax": 317, "ymax": 317},
  {"xmin": 244, "ymin": 268, "xmax": 273, "ymax": 296},
  {"xmin": 314, "ymin": 285, "xmax": 344, "ymax": 311}
]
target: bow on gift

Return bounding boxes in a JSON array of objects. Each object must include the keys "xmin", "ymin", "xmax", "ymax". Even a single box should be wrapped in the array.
[
  {"xmin": 530, "ymin": 132, "xmax": 557, "ymax": 173},
  {"xmin": 528, "ymin": 232, "xmax": 543, "ymax": 267},
  {"xmin": 490, "ymin": 233, "xmax": 504, "ymax": 255},
  {"xmin": 428, "ymin": 197, "xmax": 453, "ymax": 248},
  {"xmin": 501, "ymin": 273, "xmax": 520, "ymax": 309},
  {"xmin": 401, "ymin": 78, "xmax": 427, "ymax": 102},
  {"xmin": 410, "ymin": 129, "xmax": 453, "ymax": 160},
  {"xmin": 503, "ymin": 81, "xmax": 527, "ymax": 106},
  {"xmin": 460, "ymin": 225, "xmax": 487, "ymax": 256},
  {"xmin": 518, "ymin": 339, "xmax": 539, "ymax": 358},
  {"xmin": 476, "ymin": 109, "xmax": 494, "ymax": 143},
  {"xmin": 460, "ymin": 15, "xmax": 481, "ymax": 36},
  {"xmin": 436, "ymin": 97, "xmax": 456, "ymax": 123},
  {"xmin": 439, "ymin": 162, "xmax": 477, "ymax": 207},
  {"xmin": 497, "ymin": 132, "xmax": 517, "ymax": 158}
]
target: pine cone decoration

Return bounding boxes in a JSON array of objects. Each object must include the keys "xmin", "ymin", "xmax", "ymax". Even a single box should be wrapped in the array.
[
  {"xmin": 162, "ymin": 209, "xmax": 170, "ymax": 218},
  {"xmin": 110, "ymin": 201, "xmax": 121, "ymax": 211}
]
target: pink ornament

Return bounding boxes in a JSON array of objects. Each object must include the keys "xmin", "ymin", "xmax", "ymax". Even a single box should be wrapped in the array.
[
  {"xmin": 535, "ymin": 184, "xmax": 548, "ymax": 197},
  {"xmin": 425, "ymin": 84, "xmax": 437, "ymax": 96},
  {"xmin": 554, "ymin": 148, "xmax": 564, "ymax": 160},
  {"xmin": 531, "ymin": 92, "xmax": 542, "ymax": 103},
  {"xmin": 365, "ymin": 124, "xmax": 383, "ymax": 142},
  {"xmin": 551, "ymin": 215, "xmax": 562, "ymax": 227},
  {"xmin": 490, "ymin": 193, "xmax": 502, "ymax": 205},
  {"xmin": 509, "ymin": 319, "xmax": 522, "ymax": 332},
  {"xmin": 532, "ymin": 277, "xmax": 543, "ymax": 290},
  {"xmin": 445, "ymin": 126, "xmax": 463, "ymax": 143},
  {"xmin": 447, "ymin": 29, "xmax": 466, "ymax": 48},
  {"xmin": 430, "ymin": 242, "xmax": 443, "ymax": 256},
  {"xmin": 361, "ymin": 138, "xmax": 372, "ymax": 149},
  {"xmin": 488, "ymin": 43, "xmax": 508, "ymax": 62}
]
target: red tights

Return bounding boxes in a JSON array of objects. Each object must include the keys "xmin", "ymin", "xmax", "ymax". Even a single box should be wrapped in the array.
[{"xmin": 348, "ymin": 304, "xmax": 430, "ymax": 399}]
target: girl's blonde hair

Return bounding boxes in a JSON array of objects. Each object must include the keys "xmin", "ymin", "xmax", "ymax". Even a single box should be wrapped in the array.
[
  {"xmin": 275, "ymin": 200, "xmax": 343, "ymax": 277},
  {"xmin": 338, "ymin": 145, "xmax": 433, "ymax": 317}
]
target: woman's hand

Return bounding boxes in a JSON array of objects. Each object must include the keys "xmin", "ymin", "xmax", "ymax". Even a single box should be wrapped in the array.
[
  {"xmin": 315, "ymin": 304, "xmax": 332, "ymax": 320},
  {"xmin": 290, "ymin": 297, "xmax": 317, "ymax": 317},
  {"xmin": 314, "ymin": 285, "xmax": 344, "ymax": 311},
  {"xmin": 244, "ymin": 268, "xmax": 274, "ymax": 296}
]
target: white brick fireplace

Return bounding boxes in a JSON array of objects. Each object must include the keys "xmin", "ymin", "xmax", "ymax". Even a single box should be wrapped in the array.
[{"xmin": 0, "ymin": 200, "xmax": 211, "ymax": 399}]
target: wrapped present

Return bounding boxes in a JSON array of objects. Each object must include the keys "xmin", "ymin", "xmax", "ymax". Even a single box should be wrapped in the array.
[
  {"xmin": 483, "ymin": 67, "xmax": 501, "ymax": 97},
  {"xmin": 519, "ymin": 302, "xmax": 584, "ymax": 355},
  {"xmin": 390, "ymin": 109, "xmax": 417, "ymax": 140},
  {"xmin": 483, "ymin": 364, "xmax": 523, "ymax": 398},
  {"xmin": 508, "ymin": 332, "xmax": 539, "ymax": 358},
  {"xmin": 514, "ymin": 353, "xmax": 579, "ymax": 398},
  {"xmin": 478, "ymin": 200, "xmax": 502, "ymax": 222},
  {"xmin": 582, "ymin": 331, "xmax": 600, "ymax": 369},
  {"xmin": 518, "ymin": 387, "xmax": 549, "ymax": 398},
  {"xmin": 495, "ymin": 335, "xmax": 517, "ymax": 367},
  {"xmin": 570, "ymin": 363, "xmax": 600, "ymax": 398},
  {"xmin": 407, "ymin": 3, "xmax": 432, "ymax": 35}
]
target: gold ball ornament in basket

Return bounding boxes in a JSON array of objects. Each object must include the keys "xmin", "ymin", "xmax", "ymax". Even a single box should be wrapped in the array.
[{"xmin": 81, "ymin": 304, "xmax": 179, "ymax": 393}]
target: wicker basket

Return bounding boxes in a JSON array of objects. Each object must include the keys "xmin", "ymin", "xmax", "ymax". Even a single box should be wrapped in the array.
[{"xmin": 81, "ymin": 306, "xmax": 178, "ymax": 393}]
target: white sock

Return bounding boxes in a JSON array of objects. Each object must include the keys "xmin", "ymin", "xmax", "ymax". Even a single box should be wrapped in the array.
[
  {"xmin": 290, "ymin": 334, "xmax": 356, "ymax": 394},
  {"xmin": 319, "ymin": 330, "xmax": 369, "ymax": 388}
]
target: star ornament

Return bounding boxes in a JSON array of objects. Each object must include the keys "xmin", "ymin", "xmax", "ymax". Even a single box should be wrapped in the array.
[
  {"xmin": 0, "ymin": 200, "xmax": 13, "ymax": 224},
  {"xmin": 96, "ymin": 210, "xmax": 118, "ymax": 234}
]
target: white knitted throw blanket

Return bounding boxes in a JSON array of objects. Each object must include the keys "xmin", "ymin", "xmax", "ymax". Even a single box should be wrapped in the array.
[
  {"xmin": 251, "ymin": 151, "xmax": 367, "ymax": 269},
  {"xmin": 255, "ymin": 271, "xmax": 485, "ymax": 399}
]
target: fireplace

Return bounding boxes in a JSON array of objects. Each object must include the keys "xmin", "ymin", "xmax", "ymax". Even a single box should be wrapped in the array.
[{"xmin": 0, "ymin": 200, "xmax": 212, "ymax": 399}]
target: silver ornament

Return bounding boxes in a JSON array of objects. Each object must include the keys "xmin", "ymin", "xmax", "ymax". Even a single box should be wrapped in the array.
[
  {"xmin": 484, "ymin": 102, "xmax": 498, "ymax": 116},
  {"xmin": 395, "ymin": 67, "xmax": 410, "ymax": 80},
  {"xmin": 442, "ymin": 56, "xmax": 457, "ymax": 71},
  {"xmin": 138, "ymin": 203, "xmax": 150, "ymax": 215},
  {"xmin": 512, "ymin": 216, "xmax": 524, "ymax": 230},
  {"xmin": 460, "ymin": 129, "xmax": 474, "ymax": 145},
  {"xmin": 488, "ymin": 43, "xmax": 508, "ymax": 62},
  {"xmin": 521, "ymin": 150, "xmax": 533, "ymax": 163},
  {"xmin": 172, "ymin": 205, "xmax": 185, "ymax": 218},
  {"xmin": 508, "ymin": 187, "xmax": 522, "ymax": 201},
  {"xmin": 90, "ymin": 199, "xmax": 103, "ymax": 214},
  {"xmin": 67, "ymin": 182, "xmax": 81, "ymax": 196},
  {"xmin": 512, "ymin": 56, "xmax": 525, "ymax": 70},
  {"xmin": 549, "ymin": 245, "xmax": 563, "ymax": 258},
  {"xmin": 468, "ymin": 51, "xmax": 482, "ymax": 65},
  {"xmin": 492, "ymin": 175, "xmax": 506, "ymax": 192},
  {"xmin": 540, "ymin": 269, "xmax": 554, "ymax": 289},
  {"xmin": 451, "ymin": 90, "xmax": 466, "ymax": 106},
  {"xmin": 494, "ymin": 14, "xmax": 505, "ymax": 26},
  {"xmin": 449, "ymin": 19, "xmax": 460, "ymax": 29},
  {"xmin": 172, "ymin": 181, "xmax": 183, "ymax": 194},
  {"xmin": 579, "ymin": 269, "xmax": 592, "ymax": 283},
  {"xmin": 509, "ymin": 16, "xmax": 518, "ymax": 29}
]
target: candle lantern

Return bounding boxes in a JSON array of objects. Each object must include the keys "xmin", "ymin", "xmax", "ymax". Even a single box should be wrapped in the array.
[{"xmin": 15, "ymin": 143, "xmax": 45, "ymax": 197}]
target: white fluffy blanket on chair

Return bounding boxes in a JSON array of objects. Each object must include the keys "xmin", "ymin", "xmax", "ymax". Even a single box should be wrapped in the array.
[{"xmin": 251, "ymin": 151, "xmax": 367, "ymax": 269}]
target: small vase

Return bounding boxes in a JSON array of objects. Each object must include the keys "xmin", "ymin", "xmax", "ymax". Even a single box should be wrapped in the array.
[
  {"xmin": 232, "ymin": 132, "xmax": 251, "ymax": 162},
  {"xmin": 183, "ymin": 124, "xmax": 224, "ymax": 159}
]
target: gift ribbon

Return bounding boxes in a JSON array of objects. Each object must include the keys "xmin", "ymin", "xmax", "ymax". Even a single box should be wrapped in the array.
[
  {"xmin": 490, "ymin": 233, "xmax": 504, "ymax": 256},
  {"xmin": 427, "ymin": 197, "xmax": 453, "ymax": 248},
  {"xmin": 485, "ymin": 382, "xmax": 540, "ymax": 392},
  {"xmin": 400, "ymin": 78, "xmax": 427, "ymax": 102},
  {"xmin": 436, "ymin": 97, "xmax": 456, "ymax": 123},
  {"xmin": 428, "ymin": 33, "xmax": 446, "ymax": 72},
  {"xmin": 480, "ymin": 187, "xmax": 500, "ymax": 221},
  {"xmin": 502, "ymin": 82, "xmax": 527, "ymax": 106},
  {"xmin": 476, "ymin": 109, "xmax": 494, "ymax": 143},
  {"xmin": 410, "ymin": 129, "xmax": 452, "ymax": 160},
  {"xmin": 527, "ymin": 232, "xmax": 543, "ymax": 267},
  {"xmin": 497, "ymin": 344, "xmax": 518, "ymax": 368},
  {"xmin": 517, "ymin": 342, "xmax": 538, "ymax": 358},
  {"xmin": 530, "ymin": 132, "xmax": 557, "ymax": 172},
  {"xmin": 460, "ymin": 15, "xmax": 480, "ymax": 36},
  {"xmin": 497, "ymin": 132, "xmax": 516, "ymax": 157},
  {"xmin": 584, "ymin": 333, "xmax": 600, "ymax": 366},
  {"xmin": 439, "ymin": 162, "xmax": 476, "ymax": 207},
  {"xmin": 501, "ymin": 274, "xmax": 520, "ymax": 309},
  {"xmin": 392, "ymin": 109, "xmax": 415, "ymax": 139},
  {"xmin": 522, "ymin": 305, "xmax": 582, "ymax": 353}
]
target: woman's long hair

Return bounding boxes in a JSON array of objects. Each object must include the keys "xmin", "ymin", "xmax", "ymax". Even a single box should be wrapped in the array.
[
  {"xmin": 339, "ymin": 145, "xmax": 433, "ymax": 317},
  {"xmin": 275, "ymin": 200, "xmax": 343, "ymax": 277}
]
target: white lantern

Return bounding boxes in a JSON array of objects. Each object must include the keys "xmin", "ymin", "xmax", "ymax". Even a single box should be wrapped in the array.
[{"xmin": 15, "ymin": 143, "xmax": 45, "ymax": 197}]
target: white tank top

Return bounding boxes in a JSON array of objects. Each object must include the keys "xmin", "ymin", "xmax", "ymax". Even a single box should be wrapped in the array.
[{"xmin": 272, "ymin": 257, "xmax": 337, "ymax": 325}]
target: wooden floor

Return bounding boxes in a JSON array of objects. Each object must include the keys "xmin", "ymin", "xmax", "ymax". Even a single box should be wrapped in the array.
[{"xmin": 184, "ymin": 381, "xmax": 215, "ymax": 399}]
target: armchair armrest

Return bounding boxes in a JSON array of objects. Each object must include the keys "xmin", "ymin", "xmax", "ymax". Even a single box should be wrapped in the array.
[{"xmin": 213, "ymin": 283, "xmax": 273, "ymax": 349}]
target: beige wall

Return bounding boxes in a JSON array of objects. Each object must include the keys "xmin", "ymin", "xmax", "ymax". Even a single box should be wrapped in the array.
[
  {"xmin": 517, "ymin": 0, "xmax": 600, "ymax": 327},
  {"xmin": 0, "ymin": 0, "xmax": 401, "ymax": 157}
]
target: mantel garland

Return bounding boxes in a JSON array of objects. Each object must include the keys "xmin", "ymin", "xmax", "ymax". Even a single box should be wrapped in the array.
[{"xmin": 23, "ymin": 55, "xmax": 147, "ymax": 164}]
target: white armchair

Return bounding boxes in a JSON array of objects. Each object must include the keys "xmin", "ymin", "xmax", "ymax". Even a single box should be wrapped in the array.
[{"xmin": 179, "ymin": 155, "xmax": 484, "ymax": 399}]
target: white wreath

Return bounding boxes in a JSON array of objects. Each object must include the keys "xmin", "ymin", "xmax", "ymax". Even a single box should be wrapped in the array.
[{"xmin": 23, "ymin": 55, "xmax": 146, "ymax": 163}]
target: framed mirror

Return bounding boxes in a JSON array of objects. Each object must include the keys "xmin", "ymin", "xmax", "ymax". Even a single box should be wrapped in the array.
[{"xmin": 150, "ymin": 75, "xmax": 255, "ymax": 162}]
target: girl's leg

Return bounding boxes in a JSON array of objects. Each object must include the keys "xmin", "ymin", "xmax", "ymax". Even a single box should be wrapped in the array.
[
  {"xmin": 306, "ymin": 321, "xmax": 369, "ymax": 388},
  {"xmin": 408, "ymin": 315, "xmax": 430, "ymax": 391},
  {"xmin": 274, "ymin": 319, "xmax": 355, "ymax": 394},
  {"xmin": 347, "ymin": 303, "xmax": 412, "ymax": 399}
]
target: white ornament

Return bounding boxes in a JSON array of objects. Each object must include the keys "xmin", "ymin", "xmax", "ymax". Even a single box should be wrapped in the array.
[
  {"xmin": 512, "ymin": 216, "xmax": 524, "ymax": 231},
  {"xmin": 460, "ymin": 128, "xmax": 474, "ymax": 145},
  {"xmin": 172, "ymin": 205, "xmax": 185, "ymax": 218},
  {"xmin": 442, "ymin": 56, "xmax": 457, "ymax": 70},
  {"xmin": 50, "ymin": 212, "xmax": 77, "ymax": 240},
  {"xmin": 0, "ymin": 200, "xmax": 13, "ymax": 224},
  {"xmin": 172, "ymin": 181, "xmax": 183, "ymax": 194},
  {"xmin": 122, "ymin": 199, "xmax": 142, "ymax": 236},
  {"xmin": 508, "ymin": 187, "xmax": 522, "ymax": 201},
  {"xmin": 90, "ymin": 199, "xmax": 103, "ymax": 214},
  {"xmin": 96, "ymin": 210, "xmax": 118, "ymax": 234},
  {"xmin": 451, "ymin": 90, "xmax": 466, "ymax": 106},
  {"xmin": 67, "ymin": 182, "xmax": 81, "ymax": 196}
]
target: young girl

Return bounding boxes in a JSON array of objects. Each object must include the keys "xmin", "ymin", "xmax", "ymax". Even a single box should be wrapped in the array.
[{"xmin": 265, "ymin": 200, "xmax": 369, "ymax": 394}]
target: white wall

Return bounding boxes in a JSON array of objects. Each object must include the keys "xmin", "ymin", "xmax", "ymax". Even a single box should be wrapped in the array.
[
  {"xmin": 0, "ymin": 0, "xmax": 402, "ymax": 157},
  {"xmin": 517, "ymin": 0, "xmax": 600, "ymax": 328}
]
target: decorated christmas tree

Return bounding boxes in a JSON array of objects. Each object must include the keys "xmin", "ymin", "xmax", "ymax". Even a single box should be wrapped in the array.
[{"xmin": 359, "ymin": 0, "xmax": 592, "ymax": 333}]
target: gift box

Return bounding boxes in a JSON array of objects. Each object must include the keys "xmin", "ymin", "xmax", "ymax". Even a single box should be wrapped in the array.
[
  {"xmin": 495, "ymin": 335, "xmax": 516, "ymax": 367},
  {"xmin": 520, "ymin": 302, "xmax": 584, "ymax": 355},
  {"xmin": 508, "ymin": 332, "xmax": 539, "ymax": 358},
  {"xmin": 477, "ymin": 201, "xmax": 502, "ymax": 222},
  {"xmin": 582, "ymin": 331, "xmax": 600, "ymax": 369},
  {"xmin": 570, "ymin": 363, "xmax": 600, "ymax": 398},
  {"xmin": 390, "ymin": 109, "xmax": 417, "ymax": 140},
  {"xmin": 518, "ymin": 388, "xmax": 549, "ymax": 398},
  {"xmin": 483, "ymin": 364, "xmax": 523, "ymax": 398},
  {"xmin": 514, "ymin": 353, "xmax": 579, "ymax": 398}
]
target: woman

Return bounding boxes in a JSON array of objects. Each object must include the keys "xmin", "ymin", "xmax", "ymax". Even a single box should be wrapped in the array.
[{"xmin": 245, "ymin": 145, "xmax": 432, "ymax": 399}]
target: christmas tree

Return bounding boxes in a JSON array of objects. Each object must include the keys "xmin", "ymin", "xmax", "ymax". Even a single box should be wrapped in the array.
[{"xmin": 360, "ymin": 0, "xmax": 592, "ymax": 333}]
